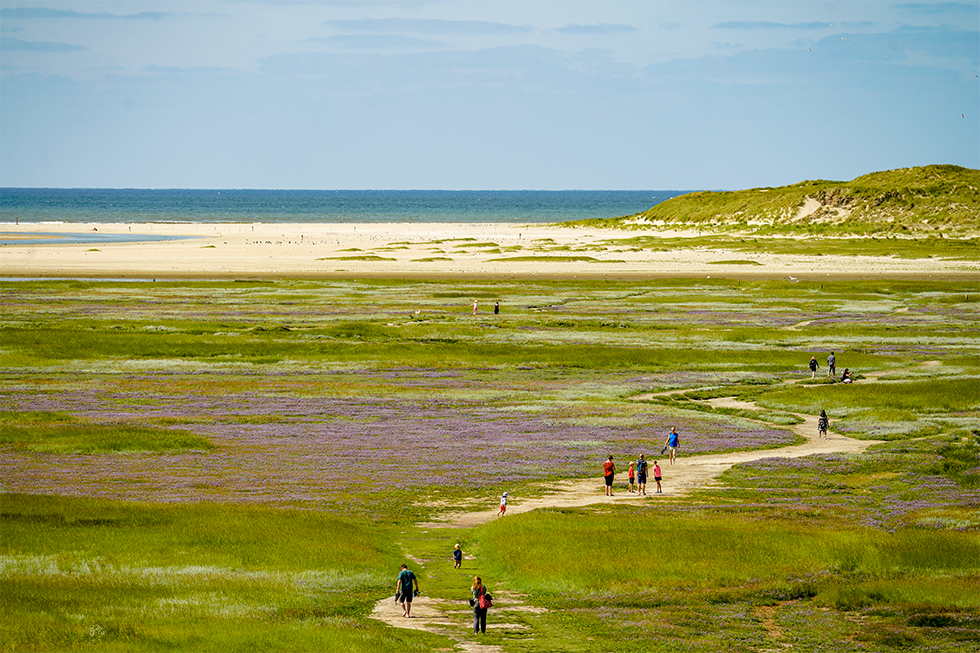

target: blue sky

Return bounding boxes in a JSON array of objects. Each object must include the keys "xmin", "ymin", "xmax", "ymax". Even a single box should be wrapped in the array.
[{"xmin": 1, "ymin": 1, "xmax": 977, "ymax": 189}]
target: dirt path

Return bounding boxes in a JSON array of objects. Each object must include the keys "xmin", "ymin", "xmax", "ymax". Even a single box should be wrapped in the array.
[{"xmin": 372, "ymin": 364, "xmax": 934, "ymax": 646}]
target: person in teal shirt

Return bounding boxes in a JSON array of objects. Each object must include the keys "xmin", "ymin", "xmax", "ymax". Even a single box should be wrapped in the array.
[{"xmin": 395, "ymin": 563, "xmax": 419, "ymax": 618}]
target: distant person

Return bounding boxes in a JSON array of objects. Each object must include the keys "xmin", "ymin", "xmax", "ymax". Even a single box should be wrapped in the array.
[
  {"xmin": 664, "ymin": 428, "xmax": 679, "ymax": 464},
  {"xmin": 809, "ymin": 356, "xmax": 819, "ymax": 378},
  {"xmin": 635, "ymin": 454, "xmax": 648, "ymax": 495},
  {"xmin": 653, "ymin": 460, "xmax": 663, "ymax": 493},
  {"xmin": 497, "ymin": 491, "xmax": 508, "ymax": 516},
  {"xmin": 395, "ymin": 563, "xmax": 419, "ymax": 618},
  {"xmin": 827, "ymin": 351, "xmax": 836, "ymax": 378},
  {"xmin": 471, "ymin": 576, "xmax": 492, "ymax": 634},
  {"xmin": 841, "ymin": 369, "xmax": 853, "ymax": 383},
  {"xmin": 603, "ymin": 455, "xmax": 615, "ymax": 496},
  {"xmin": 818, "ymin": 410, "xmax": 829, "ymax": 438},
  {"xmin": 473, "ymin": 299, "xmax": 478, "ymax": 315},
  {"xmin": 494, "ymin": 301, "xmax": 500, "ymax": 314},
  {"xmin": 453, "ymin": 543, "xmax": 463, "ymax": 569},
  {"xmin": 627, "ymin": 461, "xmax": 636, "ymax": 493}
]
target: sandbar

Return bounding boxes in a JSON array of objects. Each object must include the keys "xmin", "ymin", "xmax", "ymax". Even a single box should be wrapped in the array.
[{"xmin": 1, "ymin": 222, "xmax": 976, "ymax": 280}]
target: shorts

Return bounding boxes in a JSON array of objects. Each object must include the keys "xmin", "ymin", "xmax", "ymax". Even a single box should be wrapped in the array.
[
  {"xmin": 604, "ymin": 474, "xmax": 614, "ymax": 486},
  {"xmin": 668, "ymin": 446, "xmax": 677, "ymax": 454},
  {"xmin": 499, "ymin": 504, "xmax": 506, "ymax": 513},
  {"xmin": 637, "ymin": 473, "xmax": 647, "ymax": 484},
  {"xmin": 398, "ymin": 591, "xmax": 413, "ymax": 603},
  {"xmin": 629, "ymin": 476, "xmax": 635, "ymax": 483},
  {"xmin": 654, "ymin": 476, "xmax": 662, "ymax": 482}
]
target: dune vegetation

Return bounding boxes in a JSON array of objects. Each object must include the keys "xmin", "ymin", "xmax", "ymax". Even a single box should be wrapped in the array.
[
  {"xmin": 1, "ymin": 276, "xmax": 978, "ymax": 652},
  {"xmin": 570, "ymin": 165, "xmax": 980, "ymax": 238}
]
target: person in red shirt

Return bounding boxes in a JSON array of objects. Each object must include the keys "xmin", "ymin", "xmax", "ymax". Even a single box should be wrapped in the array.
[{"xmin": 603, "ymin": 455, "xmax": 615, "ymax": 496}]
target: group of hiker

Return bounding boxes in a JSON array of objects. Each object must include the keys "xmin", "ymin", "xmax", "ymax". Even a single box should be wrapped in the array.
[
  {"xmin": 395, "ymin": 553, "xmax": 493, "ymax": 635},
  {"xmin": 604, "ymin": 427, "xmax": 680, "ymax": 497},
  {"xmin": 809, "ymin": 351, "xmax": 852, "ymax": 383}
]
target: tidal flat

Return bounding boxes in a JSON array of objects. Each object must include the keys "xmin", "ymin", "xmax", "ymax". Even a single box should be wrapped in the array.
[{"xmin": 1, "ymin": 277, "xmax": 978, "ymax": 652}]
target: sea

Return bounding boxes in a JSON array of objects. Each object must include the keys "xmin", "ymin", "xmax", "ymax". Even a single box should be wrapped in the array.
[{"xmin": 0, "ymin": 188, "xmax": 687, "ymax": 225}]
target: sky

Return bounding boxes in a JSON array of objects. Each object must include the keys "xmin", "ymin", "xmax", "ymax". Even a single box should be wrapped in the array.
[{"xmin": 1, "ymin": 1, "xmax": 977, "ymax": 190}]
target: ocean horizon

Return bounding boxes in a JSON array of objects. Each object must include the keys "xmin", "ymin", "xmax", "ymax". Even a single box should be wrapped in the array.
[{"xmin": 0, "ymin": 188, "xmax": 689, "ymax": 225}]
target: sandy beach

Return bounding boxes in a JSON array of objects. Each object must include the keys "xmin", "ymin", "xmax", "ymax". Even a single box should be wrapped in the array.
[{"xmin": 1, "ymin": 222, "xmax": 976, "ymax": 280}]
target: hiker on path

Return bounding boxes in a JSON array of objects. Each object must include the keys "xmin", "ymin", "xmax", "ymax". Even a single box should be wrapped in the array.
[
  {"xmin": 453, "ymin": 544, "xmax": 463, "ymax": 569},
  {"xmin": 818, "ymin": 410, "xmax": 829, "ymax": 438},
  {"xmin": 664, "ymin": 428, "xmax": 680, "ymax": 464},
  {"xmin": 497, "ymin": 492, "xmax": 508, "ymax": 516},
  {"xmin": 653, "ymin": 460, "xmax": 663, "ymax": 493},
  {"xmin": 471, "ymin": 576, "xmax": 492, "ymax": 634},
  {"xmin": 395, "ymin": 563, "xmax": 419, "ymax": 618},
  {"xmin": 628, "ymin": 461, "xmax": 636, "ymax": 493},
  {"xmin": 809, "ymin": 356, "xmax": 819, "ymax": 378},
  {"xmin": 603, "ymin": 455, "xmax": 616, "ymax": 496},
  {"xmin": 636, "ymin": 454, "xmax": 648, "ymax": 495},
  {"xmin": 827, "ymin": 352, "xmax": 836, "ymax": 378}
]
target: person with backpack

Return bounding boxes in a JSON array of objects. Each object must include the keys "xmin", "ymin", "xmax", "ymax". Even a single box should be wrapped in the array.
[
  {"xmin": 635, "ymin": 454, "xmax": 648, "ymax": 496},
  {"xmin": 395, "ymin": 563, "xmax": 419, "ymax": 618},
  {"xmin": 471, "ymin": 576, "xmax": 492, "ymax": 634},
  {"xmin": 809, "ymin": 356, "xmax": 819, "ymax": 378}
]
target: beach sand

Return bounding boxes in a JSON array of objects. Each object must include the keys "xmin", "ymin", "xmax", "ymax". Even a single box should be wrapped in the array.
[{"xmin": 1, "ymin": 222, "xmax": 976, "ymax": 280}]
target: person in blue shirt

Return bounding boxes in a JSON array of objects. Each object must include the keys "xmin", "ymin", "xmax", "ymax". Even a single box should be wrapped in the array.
[
  {"xmin": 664, "ymin": 428, "xmax": 679, "ymax": 464},
  {"xmin": 453, "ymin": 544, "xmax": 463, "ymax": 569}
]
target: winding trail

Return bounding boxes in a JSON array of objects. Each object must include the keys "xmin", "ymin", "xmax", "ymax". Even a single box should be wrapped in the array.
[{"xmin": 371, "ymin": 364, "xmax": 933, "ymax": 649}]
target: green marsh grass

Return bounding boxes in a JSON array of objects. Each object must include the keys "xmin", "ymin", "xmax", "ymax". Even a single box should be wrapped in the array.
[
  {"xmin": 0, "ymin": 413, "xmax": 211, "ymax": 453},
  {"xmin": 2, "ymin": 276, "xmax": 979, "ymax": 651},
  {"xmin": 759, "ymin": 377, "xmax": 980, "ymax": 436},
  {"xmin": 0, "ymin": 494, "xmax": 454, "ymax": 653}
]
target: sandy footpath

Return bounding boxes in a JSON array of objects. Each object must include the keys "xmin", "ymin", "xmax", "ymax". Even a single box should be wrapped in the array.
[{"xmin": 2, "ymin": 222, "xmax": 976, "ymax": 279}]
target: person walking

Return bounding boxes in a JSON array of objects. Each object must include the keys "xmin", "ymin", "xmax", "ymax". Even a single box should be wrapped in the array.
[
  {"xmin": 653, "ymin": 460, "xmax": 663, "ymax": 493},
  {"xmin": 472, "ymin": 299, "xmax": 478, "ymax": 315},
  {"xmin": 603, "ymin": 455, "xmax": 615, "ymax": 496},
  {"xmin": 627, "ymin": 461, "xmax": 636, "ymax": 493},
  {"xmin": 497, "ymin": 492, "xmax": 508, "ymax": 516},
  {"xmin": 664, "ymin": 428, "xmax": 680, "ymax": 464},
  {"xmin": 827, "ymin": 352, "xmax": 836, "ymax": 378},
  {"xmin": 395, "ymin": 563, "xmax": 419, "ymax": 618},
  {"xmin": 635, "ymin": 454, "xmax": 648, "ymax": 496},
  {"xmin": 494, "ymin": 301, "xmax": 500, "ymax": 314},
  {"xmin": 809, "ymin": 356, "xmax": 819, "ymax": 378},
  {"xmin": 471, "ymin": 576, "xmax": 492, "ymax": 634},
  {"xmin": 453, "ymin": 543, "xmax": 463, "ymax": 569},
  {"xmin": 818, "ymin": 410, "xmax": 829, "ymax": 438}
]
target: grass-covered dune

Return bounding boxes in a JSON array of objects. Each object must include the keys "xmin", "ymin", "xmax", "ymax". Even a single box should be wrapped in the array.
[{"xmin": 573, "ymin": 165, "xmax": 980, "ymax": 237}]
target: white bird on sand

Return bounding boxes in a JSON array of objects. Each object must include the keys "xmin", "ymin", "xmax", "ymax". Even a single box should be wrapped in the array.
[{"xmin": 789, "ymin": 275, "xmax": 799, "ymax": 283}]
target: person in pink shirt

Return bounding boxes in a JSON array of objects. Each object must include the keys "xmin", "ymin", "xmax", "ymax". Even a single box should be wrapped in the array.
[{"xmin": 653, "ymin": 461, "xmax": 663, "ymax": 494}]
